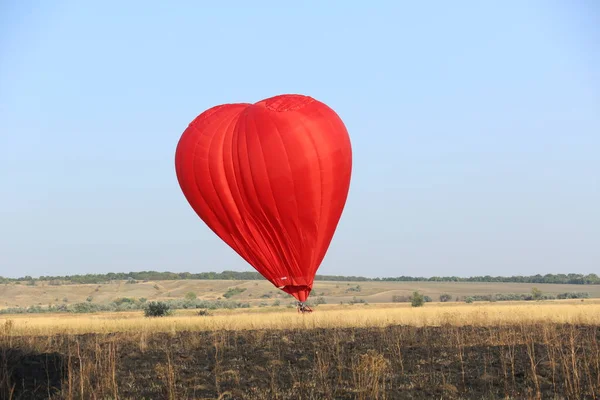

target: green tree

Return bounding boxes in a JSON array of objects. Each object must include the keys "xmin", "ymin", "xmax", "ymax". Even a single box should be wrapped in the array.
[
  {"xmin": 410, "ymin": 291, "xmax": 424, "ymax": 307},
  {"xmin": 531, "ymin": 287, "xmax": 543, "ymax": 301}
]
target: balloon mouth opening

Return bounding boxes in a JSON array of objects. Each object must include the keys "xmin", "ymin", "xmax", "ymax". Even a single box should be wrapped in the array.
[{"xmin": 281, "ymin": 285, "xmax": 312, "ymax": 302}]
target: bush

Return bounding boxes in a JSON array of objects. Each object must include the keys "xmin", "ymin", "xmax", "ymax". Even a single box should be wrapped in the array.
[
  {"xmin": 348, "ymin": 296, "xmax": 367, "ymax": 305},
  {"xmin": 71, "ymin": 302, "xmax": 104, "ymax": 313},
  {"xmin": 223, "ymin": 287, "xmax": 246, "ymax": 298},
  {"xmin": 144, "ymin": 301, "xmax": 172, "ymax": 317},
  {"xmin": 314, "ymin": 296, "xmax": 327, "ymax": 305},
  {"xmin": 185, "ymin": 292, "xmax": 197, "ymax": 300},
  {"xmin": 114, "ymin": 297, "xmax": 135, "ymax": 306},
  {"xmin": 465, "ymin": 297, "xmax": 474, "ymax": 303},
  {"xmin": 345, "ymin": 285, "xmax": 361, "ymax": 293},
  {"xmin": 531, "ymin": 287, "xmax": 543, "ymax": 300},
  {"xmin": 557, "ymin": 292, "xmax": 589, "ymax": 299},
  {"xmin": 410, "ymin": 291, "xmax": 424, "ymax": 307},
  {"xmin": 439, "ymin": 293, "xmax": 452, "ymax": 302}
]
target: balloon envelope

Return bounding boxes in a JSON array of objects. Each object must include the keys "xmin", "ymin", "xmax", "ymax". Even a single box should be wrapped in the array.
[{"xmin": 175, "ymin": 94, "xmax": 352, "ymax": 302}]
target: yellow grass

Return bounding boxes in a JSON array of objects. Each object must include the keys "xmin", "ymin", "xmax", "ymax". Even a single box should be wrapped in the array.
[{"xmin": 2, "ymin": 299, "xmax": 599, "ymax": 336}]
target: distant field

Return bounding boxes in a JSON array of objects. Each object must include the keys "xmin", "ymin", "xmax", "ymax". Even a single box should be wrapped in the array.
[{"xmin": 1, "ymin": 279, "xmax": 598, "ymax": 309}]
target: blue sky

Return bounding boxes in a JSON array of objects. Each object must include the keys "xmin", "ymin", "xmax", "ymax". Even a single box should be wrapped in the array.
[{"xmin": 1, "ymin": 1, "xmax": 598, "ymax": 279}]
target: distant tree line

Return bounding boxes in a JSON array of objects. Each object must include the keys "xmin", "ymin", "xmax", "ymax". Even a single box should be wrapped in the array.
[
  {"xmin": 377, "ymin": 273, "xmax": 600, "ymax": 285},
  {"xmin": 1, "ymin": 271, "xmax": 598, "ymax": 285}
]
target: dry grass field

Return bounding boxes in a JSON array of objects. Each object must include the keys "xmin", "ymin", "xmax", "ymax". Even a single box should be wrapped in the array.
[
  {"xmin": 1, "ymin": 299, "xmax": 599, "ymax": 336},
  {"xmin": 1, "ymin": 279, "xmax": 598, "ymax": 309},
  {"xmin": 2, "ymin": 300, "xmax": 599, "ymax": 399}
]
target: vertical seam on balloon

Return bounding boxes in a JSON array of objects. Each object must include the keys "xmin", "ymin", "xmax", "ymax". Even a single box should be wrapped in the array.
[
  {"xmin": 242, "ymin": 110, "xmax": 288, "ymax": 283},
  {"xmin": 250, "ymin": 113, "xmax": 293, "ymax": 283},
  {"xmin": 192, "ymin": 116, "xmax": 228, "ymax": 231},
  {"xmin": 309, "ymin": 106, "xmax": 342, "ymax": 278},
  {"xmin": 186, "ymin": 109, "xmax": 274, "ymax": 281},
  {"xmin": 296, "ymin": 114, "xmax": 324, "ymax": 273},
  {"xmin": 221, "ymin": 108, "xmax": 258, "ymax": 265},
  {"xmin": 270, "ymin": 115, "xmax": 304, "ymax": 281},
  {"xmin": 229, "ymin": 109, "xmax": 276, "ymax": 274},
  {"xmin": 190, "ymin": 110, "xmax": 239, "ymax": 241},
  {"xmin": 207, "ymin": 109, "xmax": 245, "ymax": 233},
  {"xmin": 249, "ymin": 112, "xmax": 302, "ymax": 285},
  {"xmin": 188, "ymin": 130, "xmax": 226, "ymax": 235},
  {"xmin": 281, "ymin": 114, "xmax": 318, "ymax": 286},
  {"xmin": 271, "ymin": 116, "xmax": 302, "ymax": 229}
]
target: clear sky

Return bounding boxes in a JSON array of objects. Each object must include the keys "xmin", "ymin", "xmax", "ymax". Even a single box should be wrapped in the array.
[{"xmin": 1, "ymin": 1, "xmax": 598, "ymax": 279}]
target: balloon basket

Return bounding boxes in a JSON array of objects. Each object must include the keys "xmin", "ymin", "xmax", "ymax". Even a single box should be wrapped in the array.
[{"xmin": 297, "ymin": 302, "xmax": 313, "ymax": 314}]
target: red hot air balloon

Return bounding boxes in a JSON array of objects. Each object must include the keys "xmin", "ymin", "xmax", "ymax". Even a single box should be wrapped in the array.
[{"xmin": 175, "ymin": 94, "xmax": 352, "ymax": 308}]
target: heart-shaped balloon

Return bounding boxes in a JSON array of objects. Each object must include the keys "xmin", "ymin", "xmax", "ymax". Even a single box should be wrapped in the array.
[{"xmin": 175, "ymin": 94, "xmax": 352, "ymax": 302}]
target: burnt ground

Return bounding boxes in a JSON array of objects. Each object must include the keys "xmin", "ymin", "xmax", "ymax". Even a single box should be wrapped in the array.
[{"xmin": 1, "ymin": 324, "xmax": 599, "ymax": 399}]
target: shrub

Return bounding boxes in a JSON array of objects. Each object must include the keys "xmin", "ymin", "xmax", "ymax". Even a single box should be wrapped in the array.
[
  {"xmin": 345, "ymin": 285, "xmax": 361, "ymax": 293},
  {"xmin": 348, "ymin": 297, "xmax": 367, "ymax": 305},
  {"xmin": 410, "ymin": 291, "xmax": 424, "ymax": 307},
  {"xmin": 113, "ymin": 297, "xmax": 135, "ymax": 306},
  {"xmin": 185, "ymin": 292, "xmax": 197, "ymax": 300},
  {"xmin": 144, "ymin": 301, "xmax": 172, "ymax": 317},
  {"xmin": 223, "ymin": 287, "xmax": 247, "ymax": 298},
  {"xmin": 531, "ymin": 287, "xmax": 542, "ymax": 300},
  {"xmin": 71, "ymin": 302, "xmax": 103, "ymax": 313},
  {"xmin": 557, "ymin": 292, "xmax": 589, "ymax": 299},
  {"xmin": 439, "ymin": 293, "xmax": 452, "ymax": 302},
  {"xmin": 314, "ymin": 296, "xmax": 327, "ymax": 305}
]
